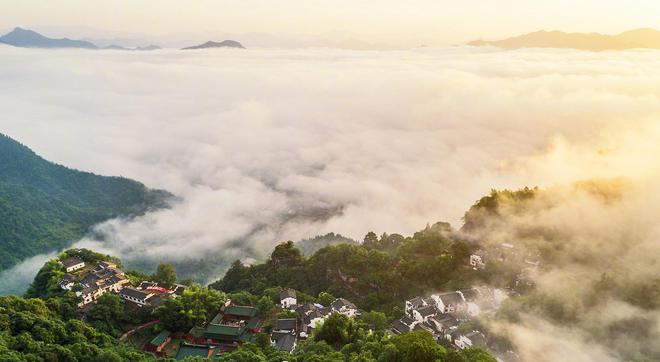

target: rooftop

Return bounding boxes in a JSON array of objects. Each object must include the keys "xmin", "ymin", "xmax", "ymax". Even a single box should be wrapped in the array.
[
  {"xmin": 120, "ymin": 287, "xmax": 152, "ymax": 300},
  {"xmin": 60, "ymin": 257, "xmax": 84, "ymax": 268},
  {"xmin": 331, "ymin": 298, "xmax": 356, "ymax": 310},
  {"xmin": 175, "ymin": 344, "xmax": 214, "ymax": 360},
  {"xmin": 149, "ymin": 330, "xmax": 171, "ymax": 346},
  {"xmin": 276, "ymin": 318, "xmax": 297, "ymax": 331},
  {"xmin": 275, "ymin": 332, "xmax": 296, "ymax": 352},
  {"xmin": 223, "ymin": 305, "xmax": 257, "ymax": 318},
  {"xmin": 280, "ymin": 288, "xmax": 297, "ymax": 299}
]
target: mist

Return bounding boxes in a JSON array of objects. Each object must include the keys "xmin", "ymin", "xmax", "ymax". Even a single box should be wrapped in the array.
[{"xmin": 2, "ymin": 45, "xmax": 660, "ymax": 359}]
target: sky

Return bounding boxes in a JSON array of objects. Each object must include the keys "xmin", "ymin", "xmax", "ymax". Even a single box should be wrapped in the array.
[{"xmin": 2, "ymin": 1, "xmax": 660, "ymax": 48}]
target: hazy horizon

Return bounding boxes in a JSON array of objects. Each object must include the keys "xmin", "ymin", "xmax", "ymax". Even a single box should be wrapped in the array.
[{"xmin": 3, "ymin": 1, "xmax": 660, "ymax": 48}]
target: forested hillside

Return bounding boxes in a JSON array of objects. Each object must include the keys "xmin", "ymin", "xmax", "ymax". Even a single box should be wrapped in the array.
[
  {"xmin": 211, "ymin": 222, "xmax": 481, "ymax": 317},
  {"xmin": 0, "ymin": 134, "xmax": 170, "ymax": 271}
]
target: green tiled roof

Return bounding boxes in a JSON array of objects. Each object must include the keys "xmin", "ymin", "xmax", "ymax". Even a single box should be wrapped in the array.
[
  {"xmin": 223, "ymin": 305, "xmax": 257, "ymax": 318},
  {"xmin": 149, "ymin": 330, "xmax": 171, "ymax": 346},
  {"xmin": 245, "ymin": 317, "xmax": 261, "ymax": 329},
  {"xmin": 203, "ymin": 324, "xmax": 244, "ymax": 338},
  {"xmin": 239, "ymin": 330, "xmax": 257, "ymax": 343},
  {"xmin": 210, "ymin": 313, "xmax": 224, "ymax": 324},
  {"xmin": 175, "ymin": 345, "xmax": 212, "ymax": 360},
  {"xmin": 190, "ymin": 326, "xmax": 205, "ymax": 339}
]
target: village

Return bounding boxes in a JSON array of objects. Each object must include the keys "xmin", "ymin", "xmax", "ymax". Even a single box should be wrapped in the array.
[
  {"xmin": 56, "ymin": 255, "xmax": 362, "ymax": 359},
  {"xmin": 56, "ymin": 241, "xmax": 535, "ymax": 361}
]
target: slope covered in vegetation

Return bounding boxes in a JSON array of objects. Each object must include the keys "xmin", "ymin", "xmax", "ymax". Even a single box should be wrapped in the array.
[{"xmin": 0, "ymin": 133, "xmax": 170, "ymax": 271}]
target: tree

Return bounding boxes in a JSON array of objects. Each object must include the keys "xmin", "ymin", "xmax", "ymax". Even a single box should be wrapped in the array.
[
  {"xmin": 257, "ymin": 296, "xmax": 274, "ymax": 318},
  {"xmin": 270, "ymin": 241, "xmax": 303, "ymax": 268},
  {"xmin": 363, "ymin": 232, "xmax": 378, "ymax": 247},
  {"xmin": 318, "ymin": 292, "xmax": 335, "ymax": 307},
  {"xmin": 217, "ymin": 348, "xmax": 266, "ymax": 362},
  {"xmin": 153, "ymin": 263, "xmax": 177, "ymax": 288},
  {"xmin": 155, "ymin": 285, "xmax": 226, "ymax": 332},
  {"xmin": 314, "ymin": 313, "xmax": 361, "ymax": 349},
  {"xmin": 360, "ymin": 311, "xmax": 388, "ymax": 332},
  {"xmin": 460, "ymin": 348, "xmax": 497, "ymax": 362},
  {"xmin": 391, "ymin": 330, "xmax": 446, "ymax": 362},
  {"xmin": 86, "ymin": 294, "xmax": 124, "ymax": 337}
]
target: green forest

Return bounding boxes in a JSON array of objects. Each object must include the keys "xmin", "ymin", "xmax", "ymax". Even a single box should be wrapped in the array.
[
  {"xmin": 0, "ymin": 243, "xmax": 498, "ymax": 362},
  {"xmin": 0, "ymin": 133, "xmax": 170, "ymax": 271}
]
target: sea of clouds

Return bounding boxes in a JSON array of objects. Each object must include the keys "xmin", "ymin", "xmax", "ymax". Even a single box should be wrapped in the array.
[{"xmin": 1, "ymin": 44, "xmax": 660, "ymax": 361}]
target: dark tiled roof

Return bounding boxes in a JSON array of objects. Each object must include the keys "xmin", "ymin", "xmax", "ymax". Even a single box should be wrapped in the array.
[
  {"xmin": 392, "ymin": 318, "xmax": 411, "ymax": 334},
  {"xmin": 435, "ymin": 315, "xmax": 459, "ymax": 328},
  {"xmin": 60, "ymin": 257, "xmax": 84, "ymax": 268},
  {"xmin": 306, "ymin": 310, "xmax": 325, "ymax": 320},
  {"xmin": 81, "ymin": 274, "xmax": 100, "ymax": 286},
  {"xmin": 416, "ymin": 305, "xmax": 437, "ymax": 317},
  {"xmin": 407, "ymin": 296, "xmax": 425, "ymax": 308},
  {"xmin": 276, "ymin": 318, "xmax": 297, "ymax": 331},
  {"xmin": 275, "ymin": 333, "xmax": 296, "ymax": 352},
  {"xmin": 331, "ymin": 298, "xmax": 356, "ymax": 310},
  {"xmin": 413, "ymin": 323, "xmax": 433, "ymax": 332},
  {"xmin": 318, "ymin": 307, "xmax": 331, "ymax": 316},
  {"xmin": 280, "ymin": 288, "xmax": 297, "ymax": 299},
  {"xmin": 437, "ymin": 292, "xmax": 464, "ymax": 305},
  {"xmin": 401, "ymin": 316, "xmax": 416, "ymax": 326},
  {"xmin": 120, "ymin": 287, "xmax": 151, "ymax": 300},
  {"xmin": 465, "ymin": 331, "xmax": 488, "ymax": 347},
  {"xmin": 296, "ymin": 302, "xmax": 317, "ymax": 316},
  {"xmin": 81, "ymin": 285, "xmax": 98, "ymax": 295},
  {"xmin": 271, "ymin": 331, "xmax": 289, "ymax": 342}
]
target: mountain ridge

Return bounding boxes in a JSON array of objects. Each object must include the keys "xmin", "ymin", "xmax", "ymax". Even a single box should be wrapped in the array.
[
  {"xmin": 0, "ymin": 27, "xmax": 98, "ymax": 49},
  {"xmin": 182, "ymin": 40, "xmax": 245, "ymax": 50},
  {"xmin": 468, "ymin": 28, "xmax": 660, "ymax": 51},
  {"xmin": 0, "ymin": 133, "xmax": 171, "ymax": 271}
]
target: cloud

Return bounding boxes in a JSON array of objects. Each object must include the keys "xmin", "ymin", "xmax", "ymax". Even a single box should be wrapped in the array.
[
  {"xmin": 2, "ymin": 47, "xmax": 660, "ymax": 360},
  {"xmin": 1, "ymin": 46, "xmax": 658, "ymax": 262}
]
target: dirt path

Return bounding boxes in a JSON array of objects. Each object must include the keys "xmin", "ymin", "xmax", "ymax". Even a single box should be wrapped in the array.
[{"xmin": 119, "ymin": 320, "xmax": 160, "ymax": 341}]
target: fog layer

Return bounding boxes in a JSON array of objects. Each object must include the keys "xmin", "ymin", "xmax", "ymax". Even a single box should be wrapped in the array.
[{"xmin": 1, "ymin": 46, "xmax": 659, "ymax": 295}]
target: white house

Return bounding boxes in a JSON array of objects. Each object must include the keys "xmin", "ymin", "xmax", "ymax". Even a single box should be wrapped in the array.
[
  {"xmin": 59, "ymin": 274, "xmax": 75, "ymax": 290},
  {"xmin": 280, "ymin": 289, "xmax": 297, "ymax": 309},
  {"xmin": 411, "ymin": 304, "xmax": 437, "ymax": 322},
  {"xmin": 470, "ymin": 253, "xmax": 486, "ymax": 269},
  {"xmin": 60, "ymin": 257, "xmax": 85, "ymax": 273},
  {"xmin": 405, "ymin": 296, "xmax": 427, "ymax": 318},
  {"xmin": 454, "ymin": 331, "xmax": 488, "ymax": 350},
  {"xmin": 119, "ymin": 287, "xmax": 154, "ymax": 306},
  {"xmin": 431, "ymin": 292, "xmax": 465, "ymax": 314},
  {"xmin": 330, "ymin": 298, "xmax": 359, "ymax": 318}
]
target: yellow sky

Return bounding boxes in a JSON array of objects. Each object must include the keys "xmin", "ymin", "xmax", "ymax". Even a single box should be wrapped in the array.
[{"xmin": 3, "ymin": 0, "xmax": 660, "ymax": 47}]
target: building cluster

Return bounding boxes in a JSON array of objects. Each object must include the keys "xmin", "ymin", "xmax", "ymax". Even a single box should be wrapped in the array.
[
  {"xmin": 469, "ymin": 243, "xmax": 541, "ymax": 291},
  {"xmin": 176, "ymin": 303, "xmax": 262, "ymax": 359},
  {"xmin": 270, "ymin": 288, "xmax": 359, "ymax": 353},
  {"xmin": 390, "ymin": 287, "xmax": 510, "ymax": 358},
  {"xmin": 470, "ymin": 243, "xmax": 541, "ymax": 271},
  {"xmin": 57, "ymin": 256, "xmax": 185, "ymax": 309}
]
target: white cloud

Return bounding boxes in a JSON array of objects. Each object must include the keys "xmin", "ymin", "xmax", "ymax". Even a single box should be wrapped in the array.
[
  {"xmin": 1, "ymin": 46, "xmax": 658, "ymax": 261},
  {"xmin": 3, "ymin": 45, "xmax": 660, "ymax": 360}
]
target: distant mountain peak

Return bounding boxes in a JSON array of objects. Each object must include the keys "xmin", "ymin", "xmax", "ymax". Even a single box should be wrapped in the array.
[
  {"xmin": 468, "ymin": 28, "xmax": 660, "ymax": 51},
  {"xmin": 0, "ymin": 27, "xmax": 98, "ymax": 49},
  {"xmin": 182, "ymin": 40, "xmax": 245, "ymax": 50}
]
